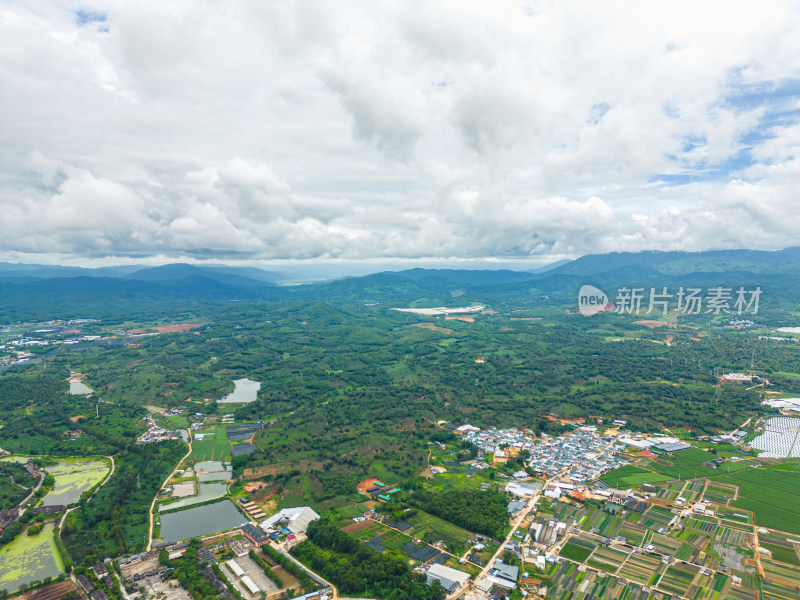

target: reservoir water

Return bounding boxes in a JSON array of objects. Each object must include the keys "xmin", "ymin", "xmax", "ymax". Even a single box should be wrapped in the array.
[
  {"xmin": 69, "ymin": 381, "xmax": 93, "ymax": 395},
  {"xmin": 218, "ymin": 378, "xmax": 261, "ymax": 404}
]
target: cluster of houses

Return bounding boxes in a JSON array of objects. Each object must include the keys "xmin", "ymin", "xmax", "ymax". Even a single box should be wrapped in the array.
[
  {"xmin": 1, "ymin": 327, "xmax": 103, "ymax": 367},
  {"xmin": 473, "ymin": 558, "xmax": 521, "ymax": 595},
  {"xmin": 526, "ymin": 429, "xmax": 629, "ymax": 482},
  {"xmin": 364, "ymin": 481, "xmax": 403, "ymax": 502},
  {"xmin": 460, "ymin": 425, "xmax": 637, "ymax": 484},
  {"xmin": 239, "ymin": 498, "xmax": 267, "ymax": 522},
  {"xmin": 76, "ymin": 562, "xmax": 117, "ymax": 600},
  {"xmin": 136, "ymin": 414, "xmax": 181, "ymax": 444},
  {"xmin": 24, "ymin": 458, "xmax": 41, "ymax": 478},
  {"xmin": 719, "ymin": 372, "xmax": 760, "ymax": 385},
  {"xmin": 459, "ymin": 426, "xmax": 536, "ymax": 460}
]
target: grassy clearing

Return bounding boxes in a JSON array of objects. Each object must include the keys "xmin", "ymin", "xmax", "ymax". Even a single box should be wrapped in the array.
[{"xmin": 406, "ymin": 510, "xmax": 474, "ymax": 553}]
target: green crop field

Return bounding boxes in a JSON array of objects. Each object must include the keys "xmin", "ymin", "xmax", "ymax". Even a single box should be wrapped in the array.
[
  {"xmin": 189, "ymin": 427, "xmax": 231, "ymax": 462},
  {"xmin": 710, "ymin": 468, "xmax": 800, "ymax": 533},
  {"xmin": 761, "ymin": 542, "xmax": 800, "ymax": 566},
  {"xmin": 600, "ymin": 465, "xmax": 666, "ymax": 487},
  {"xmin": 560, "ymin": 540, "xmax": 595, "ymax": 563}
]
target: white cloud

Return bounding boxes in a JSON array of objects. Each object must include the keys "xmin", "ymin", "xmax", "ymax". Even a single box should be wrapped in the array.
[{"xmin": 1, "ymin": 0, "xmax": 800, "ymax": 264}]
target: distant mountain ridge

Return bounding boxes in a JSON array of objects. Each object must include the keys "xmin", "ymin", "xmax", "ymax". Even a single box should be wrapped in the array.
[{"xmin": 2, "ymin": 247, "xmax": 800, "ymax": 320}]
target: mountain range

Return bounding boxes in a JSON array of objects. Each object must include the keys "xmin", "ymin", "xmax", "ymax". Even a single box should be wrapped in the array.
[{"xmin": 1, "ymin": 247, "xmax": 799, "ymax": 321}]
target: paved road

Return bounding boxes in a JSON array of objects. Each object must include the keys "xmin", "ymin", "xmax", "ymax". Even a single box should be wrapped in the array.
[
  {"xmin": 274, "ymin": 542, "xmax": 339, "ymax": 599},
  {"xmin": 454, "ymin": 479, "xmax": 552, "ymax": 599}
]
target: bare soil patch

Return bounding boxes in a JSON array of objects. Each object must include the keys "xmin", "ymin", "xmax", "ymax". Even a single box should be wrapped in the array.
[
  {"xmin": 416, "ymin": 322, "xmax": 453, "ymax": 334},
  {"xmin": 634, "ymin": 320, "xmax": 667, "ymax": 329},
  {"xmin": 445, "ymin": 315, "xmax": 475, "ymax": 322},
  {"xmin": 152, "ymin": 323, "xmax": 201, "ymax": 333},
  {"xmin": 357, "ymin": 477, "xmax": 382, "ymax": 493},
  {"xmin": 342, "ymin": 519, "xmax": 375, "ymax": 533},
  {"xmin": 18, "ymin": 581, "xmax": 77, "ymax": 600},
  {"xmin": 244, "ymin": 481, "xmax": 269, "ymax": 492}
]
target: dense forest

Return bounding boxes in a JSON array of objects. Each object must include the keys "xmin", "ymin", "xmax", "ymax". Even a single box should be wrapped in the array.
[
  {"xmin": 409, "ymin": 489, "xmax": 509, "ymax": 540},
  {"xmin": 291, "ymin": 518, "xmax": 446, "ymax": 600},
  {"xmin": 0, "ymin": 461, "xmax": 34, "ymax": 511}
]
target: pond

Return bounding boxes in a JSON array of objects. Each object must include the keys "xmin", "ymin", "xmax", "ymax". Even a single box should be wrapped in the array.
[
  {"xmin": 42, "ymin": 459, "xmax": 110, "ymax": 506},
  {"xmin": 158, "ymin": 500, "xmax": 246, "ymax": 542},
  {"xmin": 158, "ymin": 482, "xmax": 229, "ymax": 511},
  {"xmin": 0, "ymin": 524, "xmax": 64, "ymax": 593},
  {"xmin": 218, "ymin": 378, "xmax": 261, "ymax": 404},
  {"xmin": 69, "ymin": 381, "xmax": 93, "ymax": 395}
]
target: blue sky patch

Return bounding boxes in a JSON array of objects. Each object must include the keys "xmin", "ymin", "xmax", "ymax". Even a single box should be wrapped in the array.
[{"xmin": 75, "ymin": 9, "xmax": 106, "ymax": 26}]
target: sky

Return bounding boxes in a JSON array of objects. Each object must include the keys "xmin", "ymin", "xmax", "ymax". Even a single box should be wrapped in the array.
[{"xmin": 2, "ymin": 0, "xmax": 800, "ymax": 268}]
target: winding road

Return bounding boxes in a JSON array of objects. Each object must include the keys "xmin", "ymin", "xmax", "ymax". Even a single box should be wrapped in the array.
[
  {"xmin": 146, "ymin": 431, "xmax": 192, "ymax": 551},
  {"xmin": 58, "ymin": 455, "xmax": 116, "ymax": 530}
]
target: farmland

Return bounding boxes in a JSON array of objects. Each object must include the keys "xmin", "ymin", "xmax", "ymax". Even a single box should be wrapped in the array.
[
  {"xmin": 709, "ymin": 466, "xmax": 800, "ymax": 534},
  {"xmin": 560, "ymin": 539, "xmax": 596, "ymax": 563},
  {"xmin": 189, "ymin": 426, "xmax": 231, "ymax": 462}
]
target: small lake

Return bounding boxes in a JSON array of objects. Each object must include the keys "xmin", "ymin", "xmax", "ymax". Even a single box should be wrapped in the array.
[
  {"xmin": 218, "ymin": 378, "xmax": 261, "ymax": 404},
  {"xmin": 69, "ymin": 381, "xmax": 93, "ymax": 395},
  {"xmin": 158, "ymin": 500, "xmax": 245, "ymax": 542},
  {"xmin": 0, "ymin": 523, "xmax": 63, "ymax": 593}
]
